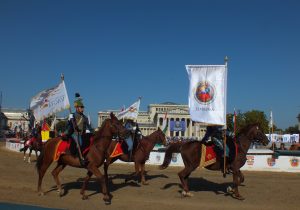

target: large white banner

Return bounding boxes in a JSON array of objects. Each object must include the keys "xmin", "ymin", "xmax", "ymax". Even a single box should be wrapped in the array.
[
  {"xmin": 30, "ymin": 81, "xmax": 70, "ymax": 121},
  {"xmin": 117, "ymin": 98, "xmax": 140, "ymax": 120},
  {"xmin": 186, "ymin": 65, "xmax": 227, "ymax": 125}
]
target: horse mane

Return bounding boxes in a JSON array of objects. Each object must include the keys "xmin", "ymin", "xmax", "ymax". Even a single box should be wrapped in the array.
[
  {"xmin": 237, "ymin": 123, "xmax": 259, "ymax": 137},
  {"xmin": 93, "ymin": 118, "xmax": 108, "ymax": 141}
]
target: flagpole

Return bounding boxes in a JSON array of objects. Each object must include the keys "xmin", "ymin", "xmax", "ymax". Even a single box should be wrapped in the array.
[
  {"xmin": 223, "ymin": 56, "xmax": 228, "ymax": 177},
  {"xmin": 61, "ymin": 73, "xmax": 84, "ymax": 162}
]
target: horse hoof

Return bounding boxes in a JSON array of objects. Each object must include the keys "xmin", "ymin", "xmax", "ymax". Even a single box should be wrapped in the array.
[
  {"xmin": 181, "ymin": 191, "xmax": 193, "ymax": 197},
  {"xmin": 142, "ymin": 181, "xmax": 149, "ymax": 185},
  {"xmin": 38, "ymin": 192, "xmax": 45, "ymax": 196},
  {"xmin": 232, "ymin": 194, "xmax": 245, "ymax": 200},
  {"xmin": 82, "ymin": 195, "xmax": 89, "ymax": 200},
  {"xmin": 226, "ymin": 186, "xmax": 234, "ymax": 194},
  {"xmin": 57, "ymin": 189, "xmax": 64, "ymax": 197},
  {"xmin": 104, "ymin": 200, "xmax": 111, "ymax": 205}
]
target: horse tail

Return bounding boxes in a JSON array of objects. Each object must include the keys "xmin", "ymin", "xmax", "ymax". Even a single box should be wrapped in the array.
[{"xmin": 159, "ymin": 142, "xmax": 183, "ymax": 170}]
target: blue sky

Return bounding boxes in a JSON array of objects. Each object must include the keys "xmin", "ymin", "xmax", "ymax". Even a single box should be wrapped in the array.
[{"xmin": 0, "ymin": 0, "xmax": 299, "ymax": 129}]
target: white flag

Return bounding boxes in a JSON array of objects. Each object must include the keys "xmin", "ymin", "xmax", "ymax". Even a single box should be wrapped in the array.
[
  {"xmin": 117, "ymin": 98, "xmax": 141, "ymax": 120},
  {"xmin": 30, "ymin": 81, "xmax": 70, "ymax": 121},
  {"xmin": 186, "ymin": 65, "xmax": 227, "ymax": 125}
]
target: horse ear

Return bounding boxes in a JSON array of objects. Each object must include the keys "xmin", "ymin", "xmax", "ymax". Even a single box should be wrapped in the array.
[
  {"xmin": 158, "ymin": 127, "xmax": 161, "ymax": 131},
  {"xmin": 110, "ymin": 112, "xmax": 116, "ymax": 120}
]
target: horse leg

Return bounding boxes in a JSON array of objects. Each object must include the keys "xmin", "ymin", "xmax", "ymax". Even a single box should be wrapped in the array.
[
  {"xmin": 140, "ymin": 163, "xmax": 148, "ymax": 185},
  {"xmin": 104, "ymin": 161, "xmax": 113, "ymax": 197},
  {"xmin": 51, "ymin": 162, "xmax": 66, "ymax": 197},
  {"xmin": 80, "ymin": 171, "xmax": 93, "ymax": 200},
  {"xmin": 37, "ymin": 158, "xmax": 54, "ymax": 196},
  {"xmin": 231, "ymin": 169, "xmax": 245, "ymax": 200},
  {"xmin": 28, "ymin": 149, "xmax": 32, "ymax": 163},
  {"xmin": 178, "ymin": 166, "xmax": 194, "ymax": 197},
  {"xmin": 88, "ymin": 166, "xmax": 111, "ymax": 205},
  {"xmin": 125, "ymin": 162, "xmax": 140, "ymax": 184},
  {"xmin": 23, "ymin": 147, "xmax": 27, "ymax": 162},
  {"xmin": 238, "ymin": 170, "xmax": 244, "ymax": 185}
]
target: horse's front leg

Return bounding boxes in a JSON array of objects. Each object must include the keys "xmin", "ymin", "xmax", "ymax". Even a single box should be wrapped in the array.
[
  {"xmin": 104, "ymin": 161, "xmax": 113, "ymax": 197},
  {"xmin": 178, "ymin": 166, "xmax": 194, "ymax": 197},
  {"xmin": 231, "ymin": 170, "xmax": 245, "ymax": 200},
  {"xmin": 238, "ymin": 170, "xmax": 244, "ymax": 185},
  {"xmin": 88, "ymin": 165, "xmax": 111, "ymax": 205},
  {"xmin": 28, "ymin": 149, "xmax": 32, "ymax": 163},
  {"xmin": 140, "ymin": 163, "xmax": 148, "ymax": 185},
  {"xmin": 80, "ymin": 171, "xmax": 93, "ymax": 200}
]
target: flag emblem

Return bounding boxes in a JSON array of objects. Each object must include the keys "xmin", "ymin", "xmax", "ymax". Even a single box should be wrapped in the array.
[{"xmin": 195, "ymin": 81, "xmax": 215, "ymax": 105}]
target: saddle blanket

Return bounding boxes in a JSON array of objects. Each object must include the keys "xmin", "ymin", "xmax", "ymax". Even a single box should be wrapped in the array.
[
  {"xmin": 54, "ymin": 140, "xmax": 71, "ymax": 161},
  {"xmin": 200, "ymin": 144, "xmax": 217, "ymax": 168},
  {"xmin": 110, "ymin": 142, "xmax": 123, "ymax": 158}
]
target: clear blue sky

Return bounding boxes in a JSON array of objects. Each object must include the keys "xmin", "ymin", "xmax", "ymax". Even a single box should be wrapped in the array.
[{"xmin": 1, "ymin": 0, "xmax": 299, "ymax": 129}]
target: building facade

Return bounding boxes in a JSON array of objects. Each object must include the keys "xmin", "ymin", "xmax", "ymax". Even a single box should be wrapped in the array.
[
  {"xmin": 98, "ymin": 102, "xmax": 207, "ymax": 139},
  {"xmin": 2, "ymin": 108, "xmax": 30, "ymax": 132}
]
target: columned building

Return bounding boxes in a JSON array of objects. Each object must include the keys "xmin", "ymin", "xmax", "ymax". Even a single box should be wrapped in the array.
[
  {"xmin": 2, "ymin": 108, "xmax": 30, "ymax": 132},
  {"xmin": 98, "ymin": 102, "xmax": 207, "ymax": 139}
]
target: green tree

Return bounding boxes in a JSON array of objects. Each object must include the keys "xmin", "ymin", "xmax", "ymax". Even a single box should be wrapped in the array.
[
  {"xmin": 243, "ymin": 110, "xmax": 269, "ymax": 133},
  {"xmin": 285, "ymin": 125, "xmax": 299, "ymax": 134}
]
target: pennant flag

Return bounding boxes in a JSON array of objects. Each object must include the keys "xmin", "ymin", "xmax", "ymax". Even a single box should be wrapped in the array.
[
  {"xmin": 186, "ymin": 65, "xmax": 227, "ymax": 125},
  {"xmin": 30, "ymin": 81, "xmax": 70, "ymax": 121},
  {"xmin": 50, "ymin": 115, "xmax": 57, "ymax": 131},
  {"xmin": 161, "ymin": 112, "xmax": 168, "ymax": 134},
  {"xmin": 117, "ymin": 98, "xmax": 141, "ymax": 120}
]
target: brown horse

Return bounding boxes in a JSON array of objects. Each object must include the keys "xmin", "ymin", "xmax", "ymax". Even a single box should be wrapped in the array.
[
  {"xmin": 160, "ymin": 123, "xmax": 269, "ymax": 200},
  {"xmin": 79, "ymin": 128, "xmax": 167, "ymax": 199},
  {"xmin": 107, "ymin": 127, "xmax": 167, "ymax": 184},
  {"xmin": 20, "ymin": 135, "xmax": 43, "ymax": 163},
  {"xmin": 36, "ymin": 113, "xmax": 128, "ymax": 205}
]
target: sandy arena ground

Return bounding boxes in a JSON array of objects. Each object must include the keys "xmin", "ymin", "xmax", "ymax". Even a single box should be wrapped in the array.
[{"xmin": 0, "ymin": 142, "xmax": 299, "ymax": 210}]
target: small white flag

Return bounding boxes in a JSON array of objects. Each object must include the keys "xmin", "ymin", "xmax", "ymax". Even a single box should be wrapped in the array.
[{"xmin": 117, "ymin": 98, "xmax": 141, "ymax": 120}]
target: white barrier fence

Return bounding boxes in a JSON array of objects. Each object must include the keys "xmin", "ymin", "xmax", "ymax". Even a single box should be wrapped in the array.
[{"xmin": 5, "ymin": 140, "xmax": 300, "ymax": 173}]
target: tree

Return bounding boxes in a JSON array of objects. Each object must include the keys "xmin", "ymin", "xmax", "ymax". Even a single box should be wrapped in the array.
[
  {"xmin": 243, "ymin": 110, "xmax": 269, "ymax": 133},
  {"xmin": 285, "ymin": 125, "xmax": 299, "ymax": 134}
]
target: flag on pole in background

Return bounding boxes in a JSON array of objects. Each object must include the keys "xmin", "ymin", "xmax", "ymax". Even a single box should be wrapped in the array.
[
  {"xmin": 186, "ymin": 65, "xmax": 227, "ymax": 125},
  {"xmin": 30, "ymin": 81, "xmax": 70, "ymax": 121},
  {"xmin": 161, "ymin": 112, "xmax": 168, "ymax": 134},
  {"xmin": 50, "ymin": 115, "xmax": 57, "ymax": 131},
  {"xmin": 117, "ymin": 98, "xmax": 141, "ymax": 120}
]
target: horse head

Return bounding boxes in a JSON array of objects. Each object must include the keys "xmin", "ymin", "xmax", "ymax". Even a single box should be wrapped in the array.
[
  {"xmin": 108, "ymin": 112, "xmax": 128, "ymax": 139},
  {"xmin": 156, "ymin": 127, "xmax": 167, "ymax": 146},
  {"xmin": 246, "ymin": 123, "xmax": 269, "ymax": 146}
]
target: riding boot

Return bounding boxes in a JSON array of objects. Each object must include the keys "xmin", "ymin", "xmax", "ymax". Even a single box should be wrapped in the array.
[{"xmin": 79, "ymin": 158, "xmax": 89, "ymax": 167}]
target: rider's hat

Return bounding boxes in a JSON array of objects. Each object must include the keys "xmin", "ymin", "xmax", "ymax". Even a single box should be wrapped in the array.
[{"xmin": 74, "ymin": 93, "xmax": 84, "ymax": 108}]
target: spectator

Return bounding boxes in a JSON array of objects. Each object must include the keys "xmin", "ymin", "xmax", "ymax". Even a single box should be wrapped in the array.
[
  {"xmin": 269, "ymin": 142, "xmax": 278, "ymax": 150},
  {"xmin": 280, "ymin": 143, "xmax": 287, "ymax": 150}
]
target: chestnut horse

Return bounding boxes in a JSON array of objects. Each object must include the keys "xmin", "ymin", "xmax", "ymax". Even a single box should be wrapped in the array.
[
  {"xmin": 20, "ymin": 135, "xmax": 43, "ymax": 163},
  {"xmin": 160, "ymin": 123, "xmax": 269, "ymax": 200},
  {"xmin": 79, "ymin": 128, "xmax": 167, "ymax": 199},
  {"xmin": 106, "ymin": 127, "xmax": 167, "ymax": 184},
  {"xmin": 36, "ymin": 113, "xmax": 128, "ymax": 204}
]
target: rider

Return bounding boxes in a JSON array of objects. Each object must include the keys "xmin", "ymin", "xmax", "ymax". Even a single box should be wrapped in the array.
[
  {"xmin": 201, "ymin": 125, "xmax": 229, "ymax": 157},
  {"xmin": 65, "ymin": 93, "xmax": 92, "ymax": 167},
  {"xmin": 124, "ymin": 119, "xmax": 134, "ymax": 154},
  {"xmin": 26, "ymin": 122, "xmax": 41, "ymax": 147}
]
